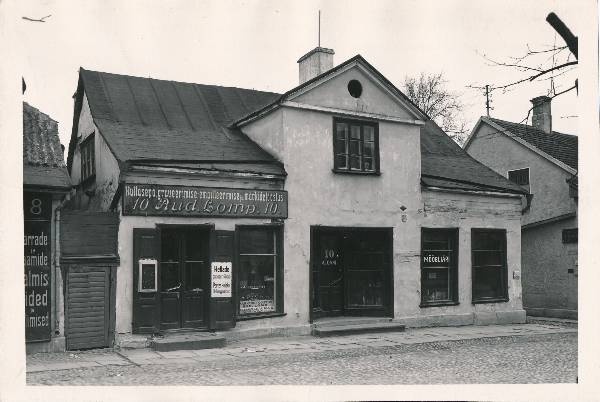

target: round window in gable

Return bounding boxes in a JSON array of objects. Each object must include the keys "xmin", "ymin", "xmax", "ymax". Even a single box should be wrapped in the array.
[{"xmin": 347, "ymin": 80, "xmax": 363, "ymax": 98}]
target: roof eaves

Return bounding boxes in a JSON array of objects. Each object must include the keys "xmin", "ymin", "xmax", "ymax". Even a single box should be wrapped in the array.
[{"xmin": 422, "ymin": 173, "xmax": 528, "ymax": 196}]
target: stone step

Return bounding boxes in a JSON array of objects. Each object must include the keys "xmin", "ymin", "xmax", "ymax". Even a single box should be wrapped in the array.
[
  {"xmin": 150, "ymin": 333, "xmax": 226, "ymax": 352},
  {"xmin": 314, "ymin": 317, "xmax": 393, "ymax": 328},
  {"xmin": 312, "ymin": 322, "xmax": 405, "ymax": 337}
]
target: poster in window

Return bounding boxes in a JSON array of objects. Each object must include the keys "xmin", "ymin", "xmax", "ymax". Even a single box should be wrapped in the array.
[{"xmin": 138, "ymin": 259, "xmax": 157, "ymax": 292}]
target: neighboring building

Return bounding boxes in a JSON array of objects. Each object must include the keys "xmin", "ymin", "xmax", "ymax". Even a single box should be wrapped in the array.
[
  {"xmin": 65, "ymin": 48, "xmax": 528, "ymax": 349},
  {"xmin": 464, "ymin": 96, "xmax": 578, "ymax": 319},
  {"xmin": 23, "ymin": 102, "xmax": 72, "ymax": 352}
]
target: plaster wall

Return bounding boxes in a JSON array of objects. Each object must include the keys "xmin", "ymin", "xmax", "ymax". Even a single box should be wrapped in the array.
[
  {"xmin": 293, "ymin": 67, "xmax": 415, "ymax": 120},
  {"xmin": 414, "ymin": 190, "xmax": 525, "ymax": 325},
  {"xmin": 466, "ymin": 122, "xmax": 577, "ymax": 225},
  {"xmin": 71, "ymin": 92, "xmax": 121, "ymax": 211},
  {"xmin": 521, "ymin": 216, "xmax": 578, "ymax": 318}
]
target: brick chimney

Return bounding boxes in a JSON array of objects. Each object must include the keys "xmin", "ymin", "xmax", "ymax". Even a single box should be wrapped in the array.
[
  {"xmin": 530, "ymin": 96, "xmax": 552, "ymax": 133},
  {"xmin": 297, "ymin": 47, "xmax": 334, "ymax": 84}
]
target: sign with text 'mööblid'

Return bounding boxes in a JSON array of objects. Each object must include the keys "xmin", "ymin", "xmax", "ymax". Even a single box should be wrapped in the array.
[
  {"xmin": 211, "ymin": 262, "xmax": 232, "ymax": 298},
  {"xmin": 123, "ymin": 183, "xmax": 287, "ymax": 219}
]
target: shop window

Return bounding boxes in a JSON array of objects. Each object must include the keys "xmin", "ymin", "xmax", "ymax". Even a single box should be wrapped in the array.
[
  {"xmin": 237, "ymin": 226, "xmax": 283, "ymax": 317},
  {"xmin": 562, "ymin": 228, "xmax": 578, "ymax": 244},
  {"xmin": 421, "ymin": 228, "xmax": 458, "ymax": 306},
  {"xmin": 80, "ymin": 133, "xmax": 95, "ymax": 183},
  {"xmin": 333, "ymin": 118, "xmax": 379, "ymax": 174},
  {"xmin": 471, "ymin": 229, "xmax": 508, "ymax": 303},
  {"xmin": 508, "ymin": 168, "xmax": 529, "ymax": 191}
]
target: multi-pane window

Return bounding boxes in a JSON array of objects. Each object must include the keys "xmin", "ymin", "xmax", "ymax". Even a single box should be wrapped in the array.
[
  {"xmin": 472, "ymin": 229, "xmax": 508, "ymax": 302},
  {"xmin": 333, "ymin": 119, "xmax": 379, "ymax": 173},
  {"xmin": 237, "ymin": 226, "xmax": 282, "ymax": 317},
  {"xmin": 80, "ymin": 134, "xmax": 95, "ymax": 182},
  {"xmin": 562, "ymin": 228, "xmax": 578, "ymax": 244},
  {"xmin": 421, "ymin": 229, "xmax": 458, "ymax": 306},
  {"xmin": 508, "ymin": 168, "xmax": 529, "ymax": 191}
]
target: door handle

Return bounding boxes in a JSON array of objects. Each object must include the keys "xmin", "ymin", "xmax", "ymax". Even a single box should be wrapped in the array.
[{"xmin": 166, "ymin": 283, "xmax": 181, "ymax": 292}]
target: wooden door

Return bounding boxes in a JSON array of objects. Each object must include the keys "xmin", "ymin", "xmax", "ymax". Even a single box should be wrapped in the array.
[
  {"xmin": 314, "ymin": 231, "xmax": 344, "ymax": 316},
  {"xmin": 66, "ymin": 265, "xmax": 110, "ymax": 350},
  {"xmin": 133, "ymin": 229, "xmax": 160, "ymax": 334},
  {"xmin": 159, "ymin": 228, "xmax": 209, "ymax": 330}
]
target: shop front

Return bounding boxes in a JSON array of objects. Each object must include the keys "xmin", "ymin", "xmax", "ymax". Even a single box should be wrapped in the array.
[
  {"xmin": 124, "ymin": 183, "xmax": 287, "ymax": 335},
  {"xmin": 310, "ymin": 227, "xmax": 393, "ymax": 320}
]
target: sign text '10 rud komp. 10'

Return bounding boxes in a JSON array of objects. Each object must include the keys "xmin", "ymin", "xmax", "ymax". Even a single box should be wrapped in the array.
[{"xmin": 123, "ymin": 183, "xmax": 288, "ymax": 219}]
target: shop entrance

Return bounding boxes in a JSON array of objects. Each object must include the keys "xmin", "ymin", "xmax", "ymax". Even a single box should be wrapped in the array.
[
  {"xmin": 311, "ymin": 227, "xmax": 393, "ymax": 320},
  {"xmin": 159, "ymin": 227, "xmax": 210, "ymax": 330}
]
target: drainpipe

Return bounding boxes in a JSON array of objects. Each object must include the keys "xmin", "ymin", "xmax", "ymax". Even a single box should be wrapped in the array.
[
  {"xmin": 521, "ymin": 193, "xmax": 534, "ymax": 214},
  {"xmin": 54, "ymin": 190, "xmax": 73, "ymax": 334}
]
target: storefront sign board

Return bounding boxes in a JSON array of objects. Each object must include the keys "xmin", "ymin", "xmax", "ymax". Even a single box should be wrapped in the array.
[{"xmin": 123, "ymin": 183, "xmax": 287, "ymax": 218}]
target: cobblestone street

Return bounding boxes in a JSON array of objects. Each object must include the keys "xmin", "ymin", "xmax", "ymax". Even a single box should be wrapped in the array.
[{"xmin": 27, "ymin": 324, "xmax": 577, "ymax": 385}]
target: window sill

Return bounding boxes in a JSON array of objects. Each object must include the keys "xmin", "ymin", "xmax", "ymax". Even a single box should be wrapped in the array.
[
  {"xmin": 331, "ymin": 169, "xmax": 381, "ymax": 176},
  {"xmin": 236, "ymin": 312, "xmax": 286, "ymax": 321},
  {"xmin": 472, "ymin": 297, "xmax": 509, "ymax": 304},
  {"xmin": 420, "ymin": 301, "xmax": 459, "ymax": 308}
]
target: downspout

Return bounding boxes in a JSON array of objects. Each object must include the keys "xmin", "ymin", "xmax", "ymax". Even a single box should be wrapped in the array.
[
  {"xmin": 54, "ymin": 190, "xmax": 72, "ymax": 334},
  {"xmin": 521, "ymin": 193, "xmax": 534, "ymax": 214}
]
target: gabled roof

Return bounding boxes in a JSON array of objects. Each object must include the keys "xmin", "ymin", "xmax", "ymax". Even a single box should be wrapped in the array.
[
  {"xmin": 233, "ymin": 54, "xmax": 429, "ymax": 126},
  {"xmin": 466, "ymin": 116, "xmax": 578, "ymax": 172},
  {"xmin": 23, "ymin": 102, "xmax": 71, "ymax": 190},
  {"xmin": 420, "ymin": 120, "xmax": 527, "ymax": 195},
  {"xmin": 67, "ymin": 68, "xmax": 284, "ymax": 176}
]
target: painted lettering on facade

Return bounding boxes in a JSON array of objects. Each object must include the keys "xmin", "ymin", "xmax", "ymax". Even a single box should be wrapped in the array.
[
  {"xmin": 23, "ymin": 193, "xmax": 52, "ymax": 342},
  {"xmin": 123, "ymin": 183, "xmax": 287, "ymax": 218},
  {"xmin": 422, "ymin": 252, "xmax": 450, "ymax": 266}
]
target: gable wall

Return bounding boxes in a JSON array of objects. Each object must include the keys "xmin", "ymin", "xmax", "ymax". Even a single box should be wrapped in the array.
[
  {"xmin": 71, "ymin": 93, "xmax": 121, "ymax": 211},
  {"xmin": 292, "ymin": 67, "xmax": 415, "ymax": 120},
  {"xmin": 466, "ymin": 122, "xmax": 577, "ymax": 226}
]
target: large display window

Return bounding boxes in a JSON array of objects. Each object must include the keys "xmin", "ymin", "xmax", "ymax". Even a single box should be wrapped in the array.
[
  {"xmin": 237, "ymin": 226, "xmax": 283, "ymax": 317},
  {"xmin": 421, "ymin": 228, "xmax": 458, "ymax": 306}
]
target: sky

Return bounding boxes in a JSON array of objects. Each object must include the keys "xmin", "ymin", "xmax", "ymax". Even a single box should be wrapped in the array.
[{"xmin": 16, "ymin": 0, "xmax": 587, "ymax": 150}]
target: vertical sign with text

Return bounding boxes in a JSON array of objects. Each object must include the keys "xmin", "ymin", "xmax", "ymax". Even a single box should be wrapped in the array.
[
  {"xmin": 211, "ymin": 262, "xmax": 232, "ymax": 298},
  {"xmin": 24, "ymin": 192, "xmax": 52, "ymax": 342}
]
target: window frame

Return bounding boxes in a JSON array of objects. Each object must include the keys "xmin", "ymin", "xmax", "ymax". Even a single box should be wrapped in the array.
[
  {"xmin": 80, "ymin": 133, "xmax": 96, "ymax": 183},
  {"xmin": 235, "ymin": 224, "xmax": 285, "ymax": 320},
  {"xmin": 507, "ymin": 167, "xmax": 530, "ymax": 192},
  {"xmin": 420, "ymin": 228, "xmax": 459, "ymax": 307},
  {"xmin": 562, "ymin": 228, "xmax": 578, "ymax": 244},
  {"xmin": 332, "ymin": 117, "xmax": 380, "ymax": 175},
  {"xmin": 471, "ymin": 228, "xmax": 509, "ymax": 304}
]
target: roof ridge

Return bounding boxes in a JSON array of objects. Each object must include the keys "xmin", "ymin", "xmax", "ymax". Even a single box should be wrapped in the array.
[
  {"xmin": 80, "ymin": 67, "xmax": 281, "ymax": 97},
  {"xmin": 486, "ymin": 116, "xmax": 577, "ymax": 138}
]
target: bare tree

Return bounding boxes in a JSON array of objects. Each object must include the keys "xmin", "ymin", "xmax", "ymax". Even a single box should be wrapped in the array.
[
  {"xmin": 403, "ymin": 72, "xmax": 468, "ymax": 145},
  {"xmin": 467, "ymin": 13, "xmax": 578, "ymax": 121}
]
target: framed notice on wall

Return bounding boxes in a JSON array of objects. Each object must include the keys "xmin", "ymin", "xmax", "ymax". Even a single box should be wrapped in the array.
[{"xmin": 211, "ymin": 262, "xmax": 232, "ymax": 298}]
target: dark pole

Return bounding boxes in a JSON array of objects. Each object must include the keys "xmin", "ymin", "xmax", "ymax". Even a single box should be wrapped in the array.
[
  {"xmin": 546, "ymin": 12, "xmax": 578, "ymax": 59},
  {"xmin": 485, "ymin": 85, "xmax": 491, "ymax": 117}
]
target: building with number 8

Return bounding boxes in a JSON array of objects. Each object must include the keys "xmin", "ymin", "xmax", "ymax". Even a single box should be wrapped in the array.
[
  {"xmin": 64, "ymin": 47, "xmax": 529, "ymax": 350},
  {"xmin": 23, "ymin": 102, "xmax": 72, "ymax": 352}
]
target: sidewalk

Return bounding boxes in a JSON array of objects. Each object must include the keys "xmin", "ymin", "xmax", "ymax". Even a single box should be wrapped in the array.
[{"xmin": 26, "ymin": 323, "xmax": 576, "ymax": 373}]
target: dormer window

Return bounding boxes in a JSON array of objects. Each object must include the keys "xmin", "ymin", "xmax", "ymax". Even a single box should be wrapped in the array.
[
  {"xmin": 80, "ymin": 133, "xmax": 95, "ymax": 183},
  {"xmin": 333, "ymin": 118, "xmax": 379, "ymax": 174}
]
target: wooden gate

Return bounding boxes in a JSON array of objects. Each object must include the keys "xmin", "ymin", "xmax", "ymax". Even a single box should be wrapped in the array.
[{"xmin": 65, "ymin": 265, "xmax": 112, "ymax": 350}]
